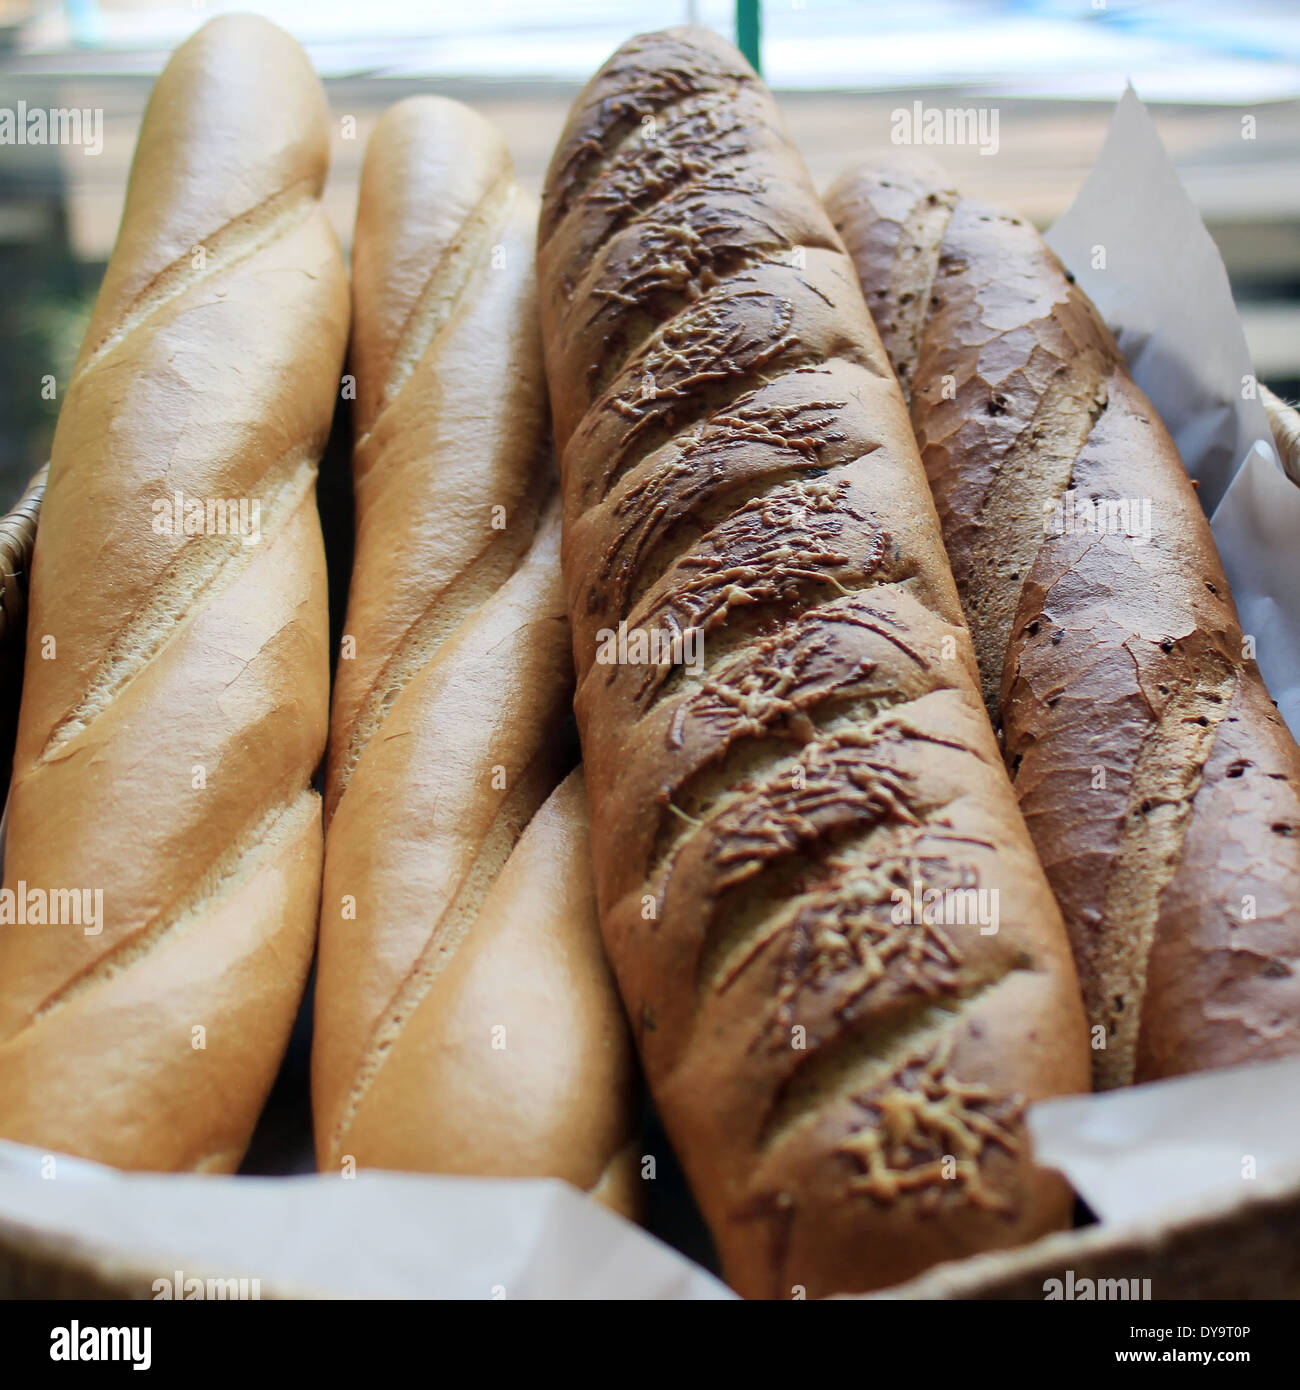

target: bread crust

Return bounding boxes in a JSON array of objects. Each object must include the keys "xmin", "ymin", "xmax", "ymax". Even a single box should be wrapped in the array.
[
  {"xmin": 827, "ymin": 159, "xmax": 1300, "ymax": 1090},
  {"xmin": 0, "ymin": 15, "xmax": 348, "ymax": 1170},
  {"xmin": 311, "ymin": 98, "xmax": 637, "ymax": 1213},
  {"xmin": 539, "ymin": 28, "xmax": 1090, "ymax": 1297}
]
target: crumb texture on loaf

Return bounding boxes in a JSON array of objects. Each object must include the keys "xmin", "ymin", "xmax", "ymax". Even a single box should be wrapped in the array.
[
  {"xmin": 0, "ymin": 15, "xmax": 348, "ymax": 1172},
  {"xmin": 827, "ymin": 161, "xmax": 1300, "ymax": 1090},
  {"xmin": 311, "ymin": 98, "xmax": 636, "ymax": 1210},
  {"xmin": 539, "ymin": 27, "xmax": 1089, "ymax": 1298}
]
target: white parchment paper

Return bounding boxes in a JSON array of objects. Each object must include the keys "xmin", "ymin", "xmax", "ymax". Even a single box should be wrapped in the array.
[
  {"xmin": 0, "ymin": 1142, "xmax": 731, "ymax": 1299},
  {"xmin": 1029, "ymin": 1055, "xmax": 1300, "ymax": 1226},
  {"xmin": 0, "ymin": 92, "xmax": 1296, "ymax": 1299}
]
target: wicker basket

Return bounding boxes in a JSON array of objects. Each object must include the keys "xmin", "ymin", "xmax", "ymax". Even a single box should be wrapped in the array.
[
  {"xmin": 1262, "ymin": 386, "xmax": 1300, "ymax": 487},
  {"xmin": 0, "ymin": 465, "xmax": 45, "ymax": 649},
  {"xmin": 0, "ymin": 1210, "xmax": 315, "ymax": 1299},
  {"xmin": 882, "ymin": 1161, "xmax": 1300, "ymax": 1300}
]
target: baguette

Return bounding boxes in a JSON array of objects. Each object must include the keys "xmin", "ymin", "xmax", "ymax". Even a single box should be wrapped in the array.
[
  {"xmin": 537, "ymin": 27, "xmax": 1090, "ymax": 1298},
  {"xmin": 310, "ymin": 98, "xmax": 638, "ymax": 1212},
  {"xmin": 0, "ymin": 16, "xmax": 348, "ymax": 1170},
  {"xmin": 827, "ymin": 159, "xmax": 1300, "ymax": 1089}
]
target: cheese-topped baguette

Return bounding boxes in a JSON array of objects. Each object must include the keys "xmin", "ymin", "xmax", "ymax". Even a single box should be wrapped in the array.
[
  {"xmin": 0, "ymin": 16, "xmax": 348, "ymax": 1170},
  {"xmin": 537, "ymin": 28, "xmax": 1090, "ymax": 1298},
  {"xmin": 827, "ymin": 158, "xmax": 1300, "ymax": 1089},
  {"xmin": 311, "ymin": 98, "xmax": 638, "ymax": 1212}
]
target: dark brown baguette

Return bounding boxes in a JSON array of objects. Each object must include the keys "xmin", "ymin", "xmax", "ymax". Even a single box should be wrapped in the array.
[
  {"xmin": 537, "ymin": 27, "xmax": 1090, "ymax": 1299},
  {"xmin": 826, "ymin": 158, "xmax": 1300, "ymax": 1091}
]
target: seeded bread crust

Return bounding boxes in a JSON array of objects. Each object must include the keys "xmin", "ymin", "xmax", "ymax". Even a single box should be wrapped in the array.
[
  {"xmin": 827, "ymin": 159, "xmax": 1300, "ymax": 1091},
  {"xmin": 538, "ymin": 28, "xmax": 1090, "ymax": 1298}
]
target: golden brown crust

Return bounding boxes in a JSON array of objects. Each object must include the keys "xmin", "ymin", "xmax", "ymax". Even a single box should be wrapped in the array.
[
  {"xmin": 828, "ymin": 160, "xmax": 1300, "ymax": 1090},
  {"xmin": 539, "ymin": 27, "xmax": 1090, "ymax": 1298},
  {"xmin": 311, "ymin": 98, "xmax": 638, "ymax": 1204},
  {"xmin": 0, "ymin": 15, "xmax": 348, "ymax": 1170},
  {"xmin": 336, "ymin": 769, "xmax": 639, "ymax": 1219},
  {"xmin": 326, "ymin": 98, "xmax": 552, "ymax": 817}
]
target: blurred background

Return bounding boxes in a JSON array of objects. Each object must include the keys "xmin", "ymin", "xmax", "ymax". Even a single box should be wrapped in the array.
[{"xmin": 1, "ymin": 0, "xmax": 1298, "ymax": 506}]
